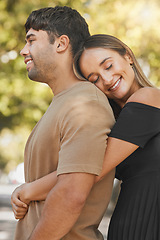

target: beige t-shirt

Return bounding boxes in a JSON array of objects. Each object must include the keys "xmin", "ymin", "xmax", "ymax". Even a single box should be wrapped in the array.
[{"xmin": 14, "ymin": 81, "xmax": 115, "ymax": 240}]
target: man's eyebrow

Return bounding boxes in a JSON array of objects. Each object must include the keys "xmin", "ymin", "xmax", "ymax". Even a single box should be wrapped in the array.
[
  {"xmin": 99, "ymin": 57, "xmax": 110, "ymax": 66},
  {"xmin": 25, "ymin": 33, "xmax": 36, "ymax": 42}
]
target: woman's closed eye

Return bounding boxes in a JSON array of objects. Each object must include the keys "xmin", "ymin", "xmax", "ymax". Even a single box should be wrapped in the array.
[
  {"xmin": 88, "ymin": 75, "xmax": 100, "ymax": 84},
  {"xmin": 92, "ymin": 76, "xmax": 99, "ymax": 84},
  {"xmin": 105, "ymin": 64, "xmax": 112, "ymax": 70}
]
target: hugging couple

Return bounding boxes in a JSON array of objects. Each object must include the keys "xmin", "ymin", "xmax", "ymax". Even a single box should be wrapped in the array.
[{"xmin": 11, "ymin": 5, "xmax": 160, "ymax": 240}]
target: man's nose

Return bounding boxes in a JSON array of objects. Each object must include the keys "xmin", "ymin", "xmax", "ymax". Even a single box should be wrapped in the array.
[{"xmin": 20, "ymin": 44, "xmax": 29, "ymax": 56}]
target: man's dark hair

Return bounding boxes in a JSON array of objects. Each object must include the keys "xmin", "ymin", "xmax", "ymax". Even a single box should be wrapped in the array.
[{"xmin": 25, "ymin": 6, "xmax": 90, "ymax": 57}]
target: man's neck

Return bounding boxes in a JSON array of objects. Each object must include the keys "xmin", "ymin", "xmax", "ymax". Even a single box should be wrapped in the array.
[{"xmin": 48, "ymin": 69, "xmax": 80, "ymax": 96}]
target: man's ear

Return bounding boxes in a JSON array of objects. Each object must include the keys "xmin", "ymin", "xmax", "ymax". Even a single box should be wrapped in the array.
[{"xmin": 56, "ymin": 35, "xmax": 70, "ymax": 53}]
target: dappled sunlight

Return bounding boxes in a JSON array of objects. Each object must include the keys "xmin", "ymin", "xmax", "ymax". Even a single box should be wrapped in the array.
[
  {"xmin": 0, "ymin": 0, "xmax": 160, "ymax": 176},
  {"xmin": 0, "ymin": 1, "xmax": 159, "ymax": 239}
]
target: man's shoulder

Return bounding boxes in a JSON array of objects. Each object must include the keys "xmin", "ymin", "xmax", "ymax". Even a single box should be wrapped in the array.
[
  {"xmin": 71, "ymin": 81, "xmax": 109, "ymax": 103},
  {"xmin": 61, "ymin": 81, "xmax": 115, "ymax": 123},
  {"xmin": 75, "ymin": 81, "xmax": 104, "ymax": 94}
]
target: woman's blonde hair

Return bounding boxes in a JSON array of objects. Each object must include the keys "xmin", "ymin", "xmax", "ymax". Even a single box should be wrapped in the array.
[{"xmin": 74, "ymin": 34, "xmax": 154, "ymax": 87}]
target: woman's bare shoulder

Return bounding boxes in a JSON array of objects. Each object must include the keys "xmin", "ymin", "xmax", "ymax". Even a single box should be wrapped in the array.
[{"xmin": 127, "ymin": 87, "xmax": 160, "ymax": 108}]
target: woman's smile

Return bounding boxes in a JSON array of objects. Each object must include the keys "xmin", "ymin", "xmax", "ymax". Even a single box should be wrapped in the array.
[{"xmin": 108, "ymin": 77, "xmax": 122, "ymax": 91}]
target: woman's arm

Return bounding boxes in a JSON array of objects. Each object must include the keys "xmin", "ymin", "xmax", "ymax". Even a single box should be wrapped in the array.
[
  {"xmin": 21, "ymin": 171, "xmax": 58, "ymax": 202},
  {"xmin": 96, "ymin": 137, "xmax": 138, "ymax": 182},
  {"xmin": 11, "ymin": 171, "xmax": 57, "ymax": 219}
]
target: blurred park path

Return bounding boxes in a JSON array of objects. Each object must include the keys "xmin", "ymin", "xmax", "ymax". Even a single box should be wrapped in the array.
[
  {"xmin": 0, "ymin": 184, "xmax": 111, "ymax": 240},
  {"xmin": 0, "ymin": 184, "xmax": 18, "ymax": 240}
]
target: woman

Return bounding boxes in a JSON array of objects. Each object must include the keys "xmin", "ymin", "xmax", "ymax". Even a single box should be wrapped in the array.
[
  {"xmin": 74, "ymin": 34, "xmax": 160, "ymax": 239},
  {"xmin": 11, "ymin": 34, "xmax": 160, "ymax": 239}
]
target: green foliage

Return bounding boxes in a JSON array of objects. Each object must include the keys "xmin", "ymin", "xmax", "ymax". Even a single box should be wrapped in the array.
[{"xmin": 0, "ymin": 0, "xmax": 160, "ymax": 173}]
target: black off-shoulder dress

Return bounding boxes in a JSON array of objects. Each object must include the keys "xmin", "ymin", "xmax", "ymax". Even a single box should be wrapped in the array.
[{"xmin": 107, "ymin": 102, "xmax": 160, "ymax": 240}]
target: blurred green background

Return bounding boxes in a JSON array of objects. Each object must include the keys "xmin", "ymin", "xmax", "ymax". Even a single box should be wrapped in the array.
[{"xmin": 0, "ymin": 0, "xmax": 160, "ymax": 176}]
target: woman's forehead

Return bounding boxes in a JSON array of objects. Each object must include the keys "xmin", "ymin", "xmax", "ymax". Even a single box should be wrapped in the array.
[{"xmin": 82, "ymin": 47, "xmax": 117, "ymax": 58}]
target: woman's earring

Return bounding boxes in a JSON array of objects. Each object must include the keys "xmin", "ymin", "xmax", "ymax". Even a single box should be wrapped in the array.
[{"xmin": 130, "ymin": 63, "xmax": 135, "ymax": 73}]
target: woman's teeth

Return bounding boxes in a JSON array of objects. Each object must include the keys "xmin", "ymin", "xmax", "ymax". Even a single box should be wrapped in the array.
[{"xmin": 110, "ymin": 78, "xmax": 121, "ymax": 90}]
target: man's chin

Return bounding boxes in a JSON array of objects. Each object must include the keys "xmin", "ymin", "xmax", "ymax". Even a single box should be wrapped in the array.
[
  {"xmin": 28, "ymin": 75, "xmax": 36, "ymax": 82},
  {"xmin": 28, "ymin": 71, "xmax": 40, "ymax": 82},
  {"xmin": 28, "ymin": 70, "xmax": 45, "ymax": 84}
]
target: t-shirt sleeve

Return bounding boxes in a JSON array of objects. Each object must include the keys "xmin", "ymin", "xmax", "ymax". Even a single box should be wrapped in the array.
[
  {"xmin": 57, "ymin": 96, "xmax": 115, "ymax": 176},
  {"xmin": 109, "ymin": 102, "xmax": 160, "ymax": 148}
]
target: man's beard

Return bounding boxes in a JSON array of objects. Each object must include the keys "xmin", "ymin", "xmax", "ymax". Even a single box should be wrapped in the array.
[{"xmin": 28, "ymin": 66, "xmax": 43, "ymax": 83}]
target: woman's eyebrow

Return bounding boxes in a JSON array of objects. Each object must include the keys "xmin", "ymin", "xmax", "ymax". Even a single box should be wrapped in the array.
[
  {"xmin": 99, "ymin": 57, "xmax": 110, "ymax": 66},
  {"xmin": 87, "ymin": 72, "xmax": 93, "ymax": 80}
]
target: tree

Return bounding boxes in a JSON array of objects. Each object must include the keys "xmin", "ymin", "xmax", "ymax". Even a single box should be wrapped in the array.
[{"xmin": 0, "ymin": 0, "xmax": 160, "ymax": 173}]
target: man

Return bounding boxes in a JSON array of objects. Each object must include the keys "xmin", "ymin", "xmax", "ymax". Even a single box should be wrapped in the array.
[{"xmin": 12, "ymin": 6, "xmax": 115, "ymax": 240}]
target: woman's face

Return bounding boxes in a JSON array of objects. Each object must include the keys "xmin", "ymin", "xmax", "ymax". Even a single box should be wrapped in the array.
[{"xmin": 79, "ymin": 48, "xmax": 140, "ymax": 106}]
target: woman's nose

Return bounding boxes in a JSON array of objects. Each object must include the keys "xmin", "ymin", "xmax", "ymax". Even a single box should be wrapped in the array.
[
  {"xmin": 20, "ymin": 44, "xmax": 29, "ymax": 56},
  {"xmin": 102, "ymin": 73, "xmax": 113, "ymax": 85}
]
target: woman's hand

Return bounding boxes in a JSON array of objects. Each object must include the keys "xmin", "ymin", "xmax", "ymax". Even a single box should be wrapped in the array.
[
  {"xmin": 11, "ymin": 171, "xmax": 58, "ymax": 219},
  {"xmin": 11, "ymin": 183, "xmax": 30, "ymax": 219}
]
